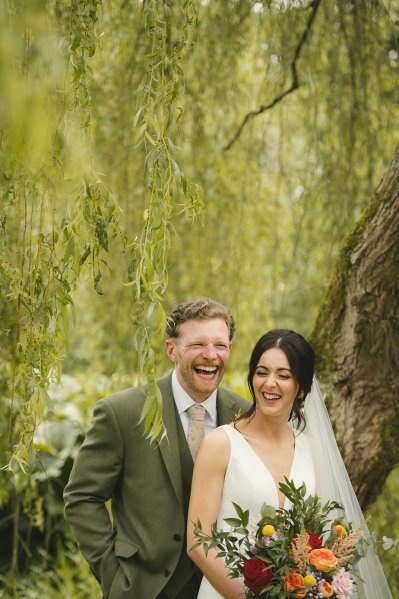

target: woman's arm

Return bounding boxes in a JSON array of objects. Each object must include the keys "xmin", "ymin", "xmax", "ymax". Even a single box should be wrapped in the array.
[{"xmin": 187, "ymin": 427, "xmax": 245, "ymax": 599}]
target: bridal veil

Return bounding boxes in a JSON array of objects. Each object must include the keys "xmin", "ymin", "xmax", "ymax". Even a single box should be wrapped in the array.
[{"xmin": 304, "ymin": 378, "xmax": 392, "ymax": 598}]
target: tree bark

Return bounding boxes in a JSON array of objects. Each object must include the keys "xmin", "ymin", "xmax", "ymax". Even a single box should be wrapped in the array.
[{"xmin": 311, "ymin": 144, "xmax": 399, "ymax": 510}]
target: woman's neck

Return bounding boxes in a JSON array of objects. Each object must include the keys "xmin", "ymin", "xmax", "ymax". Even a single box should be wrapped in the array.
[{"xmin": 239, "ymin": 411, "xmax": 291, "ymax": 442}]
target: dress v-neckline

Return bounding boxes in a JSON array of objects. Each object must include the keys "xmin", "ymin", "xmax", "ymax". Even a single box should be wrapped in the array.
[{"xmin": 226, "ymin": 425, "xmax": 297, "ymax": 510}]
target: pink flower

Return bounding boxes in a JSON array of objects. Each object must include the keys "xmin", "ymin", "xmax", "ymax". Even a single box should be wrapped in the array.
[{"xmin": 332, "ymin": 568, "xmax": 353, "ymax": 598}]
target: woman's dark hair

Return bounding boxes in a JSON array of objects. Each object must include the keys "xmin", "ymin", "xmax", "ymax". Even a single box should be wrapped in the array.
[{"xmin": 237, "ymin": 329, "xmax": 315, "ymax": 430}]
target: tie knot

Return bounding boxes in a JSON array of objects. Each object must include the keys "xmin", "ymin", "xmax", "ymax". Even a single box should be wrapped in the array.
[{"xmin": 187, "ymin": 404, "xmax": 206, "ymax": 422}]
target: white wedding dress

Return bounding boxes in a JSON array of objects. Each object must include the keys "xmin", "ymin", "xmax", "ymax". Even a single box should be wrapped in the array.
[
  {"xmin": 197, "ymin": 424, "xmax": 316, "ymax": 599},
  {"xmin": 196, "ymin": 382, "xmax": 393, "ymax": 598}
]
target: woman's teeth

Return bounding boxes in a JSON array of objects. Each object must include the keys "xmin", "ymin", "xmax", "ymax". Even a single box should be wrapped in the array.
[{"xmin": 263, "ymin": 393, "xmax": 280, "ymax": 400}]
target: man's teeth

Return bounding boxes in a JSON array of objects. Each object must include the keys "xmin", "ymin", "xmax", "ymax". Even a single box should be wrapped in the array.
[{"xmin": 196, "ymin": 366, "xmax": 217, "ymax": 372}]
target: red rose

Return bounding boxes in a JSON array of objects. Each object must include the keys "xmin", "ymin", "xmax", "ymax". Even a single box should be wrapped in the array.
[
  {"xmin": 243, "ymin": 558, "xmax": 273, "ymax": 595},
  {"xmin": 307, "ymin": 533, "xmax": 323, "ymax": 549}
]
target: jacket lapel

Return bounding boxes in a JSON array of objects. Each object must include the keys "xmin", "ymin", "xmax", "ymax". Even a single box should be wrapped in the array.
[
  {"xmin": 217, "ymin": 388, "xmax": 241, "ymax": 425},
  {"xmin": 157, "ymin": 373, "xmax": 184, "ymax": 507}
]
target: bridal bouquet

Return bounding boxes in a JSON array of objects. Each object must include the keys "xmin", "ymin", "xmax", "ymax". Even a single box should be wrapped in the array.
[{"xmin": 192, "ymin": 479, "xmax": 367, "ymax": 598}]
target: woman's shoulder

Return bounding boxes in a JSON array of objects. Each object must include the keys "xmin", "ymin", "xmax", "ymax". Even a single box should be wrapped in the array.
[
  {"xmin": 198, "ymin": 424, "xmax": 237, "ymax": 456},
  {"xmin": 204, "ymin": 423, "xmax": 248, "ymax": 454},
  {"xmin": 195, "ymin": 426, "xmax": 231, "ymax": 467},
  {"xmin": 203, "ymin": 424, "xmax": 233, "ymax": 447}
]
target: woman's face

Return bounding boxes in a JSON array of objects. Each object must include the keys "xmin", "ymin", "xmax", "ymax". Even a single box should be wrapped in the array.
[{"xmin": 252, "ymin": 347, "xmax": 300, "ymax": 420}]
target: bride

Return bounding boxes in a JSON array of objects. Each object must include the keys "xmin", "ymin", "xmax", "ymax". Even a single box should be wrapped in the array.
[{"xmin": 187, "ymin": 329, "xmax": 392, "ymax": 599}]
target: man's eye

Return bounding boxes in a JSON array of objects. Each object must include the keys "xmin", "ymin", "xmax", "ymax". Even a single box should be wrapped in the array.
[{"xmin": 216, "ymin": 344, "xmax": 228, "ymax": 349}]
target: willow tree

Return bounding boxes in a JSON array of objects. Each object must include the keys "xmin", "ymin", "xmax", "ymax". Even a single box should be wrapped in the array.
[
  {"xmin": 1, "ymin": 0, "xmax": 399, "ymax": 593},
  {"xmin": 311, "ymin": 144, "xmax": 399, "ymax": 510},
  {"xmin": 1, "ymin": 1, "xmax": 204, "ymax": 588},
  {"xmin": 78, "ymin": 0, "xmax": 398, "ymax": 376},
  {"xmin": 1, "ymin": 0, "xmax": 201, "ymax": 482}
]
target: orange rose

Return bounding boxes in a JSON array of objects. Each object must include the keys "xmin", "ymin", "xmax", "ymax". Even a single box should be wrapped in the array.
[
  {"xmin": 283, "ymin": 570, "xmax": 306, "ymax": 598},
  {"xmin": 309, "ymin": 548, "xmax": 338, "ymax": 572},
  {"xmin": 318, "ymin": 581, "xmax": 334, "ymax": 597}
]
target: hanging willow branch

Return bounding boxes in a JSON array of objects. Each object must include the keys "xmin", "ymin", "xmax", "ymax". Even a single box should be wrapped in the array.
[
  {"xmin": 64, "ymin": 0, "xmax": 103, "ymax": 127},
  {"xmin": 223, "ymin": 0, "xmax": 322, "ymax": 152},
  {"xmin": 128, "ymin": 1, "xmax": 203, "ymax": 443},
  {"xmin": 1, "ymin": 0, "xmax": 117, "ymax": 475}
]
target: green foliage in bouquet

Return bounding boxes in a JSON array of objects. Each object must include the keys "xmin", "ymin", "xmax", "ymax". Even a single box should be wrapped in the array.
[{"xmin": 192, "ymin": 479, "xmax": 366, "ymax": 598}]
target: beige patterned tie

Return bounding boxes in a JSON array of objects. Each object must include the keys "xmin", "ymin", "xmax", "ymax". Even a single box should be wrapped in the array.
[{"xmin": 187, "ymin": 404, "xmax": 206, "ymax": 461}]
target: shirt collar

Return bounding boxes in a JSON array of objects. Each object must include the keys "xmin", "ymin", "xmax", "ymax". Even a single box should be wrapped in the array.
[{"xmin": 171, "ymin": 369, "xmax": 217, "ymax": 420}]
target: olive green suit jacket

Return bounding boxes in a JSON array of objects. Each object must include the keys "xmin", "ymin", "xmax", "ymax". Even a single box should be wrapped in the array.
[{"xmin": 64, "ymin": 373, "xmax": 250, "ymax": 599}]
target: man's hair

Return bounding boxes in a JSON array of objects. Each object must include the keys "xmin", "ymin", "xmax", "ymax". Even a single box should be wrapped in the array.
[{"xmin": 166, "ymin": 298, "xmax": 236, "ymax": 340}]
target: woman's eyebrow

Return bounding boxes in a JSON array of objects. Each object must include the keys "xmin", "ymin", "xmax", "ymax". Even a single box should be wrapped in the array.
[{"xmin": 255, "ymin": 365, "xmax": 292, "ymax": 372}]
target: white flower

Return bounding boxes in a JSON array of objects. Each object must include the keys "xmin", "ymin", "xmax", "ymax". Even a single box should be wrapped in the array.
[
  {"xmin": 332, "ymin": 568, "xmax": 353, "ymax": 598},
  {"xmin": 246, "ymin": 516, "xmax": 258, "ymax": 546}
]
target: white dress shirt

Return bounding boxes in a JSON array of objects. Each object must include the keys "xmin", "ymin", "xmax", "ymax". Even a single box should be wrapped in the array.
[{"xmin": 171, "ymin": 369, "xmax": 218, "ymax": 437}]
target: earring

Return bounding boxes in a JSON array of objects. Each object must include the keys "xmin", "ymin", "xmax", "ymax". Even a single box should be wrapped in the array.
[{"xmin": 296, "ymin": 395, "xmax": 305, "ymax": 409}]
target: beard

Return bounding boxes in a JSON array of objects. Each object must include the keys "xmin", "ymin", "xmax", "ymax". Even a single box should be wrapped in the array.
[{"xmin": 178, "ymin": 362, "xmax": 224, "ymax": 400}]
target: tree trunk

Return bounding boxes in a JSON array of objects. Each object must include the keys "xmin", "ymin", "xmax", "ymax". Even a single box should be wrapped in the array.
[{"xmin": 311, "ymin": 145, "xmax": 399, "ymax": 510}]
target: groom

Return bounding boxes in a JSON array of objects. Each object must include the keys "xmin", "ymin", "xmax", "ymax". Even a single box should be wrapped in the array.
[{"xmin": 64, "ymin": 297, "xmax": 250, "ymax": 599}]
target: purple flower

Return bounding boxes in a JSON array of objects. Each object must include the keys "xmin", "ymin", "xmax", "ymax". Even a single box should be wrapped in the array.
[
  {"xmin": 261, "ymin": 536, "xmax": 272, "ymax": 545},
  {"xmin": 261, "ymin": 531, "xmax": 283, "ymax": 546}
]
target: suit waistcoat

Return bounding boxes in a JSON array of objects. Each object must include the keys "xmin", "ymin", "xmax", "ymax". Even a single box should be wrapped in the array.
[{"xmin": 161, "ymin": 407, "xmax": 200, "ymax": 597}]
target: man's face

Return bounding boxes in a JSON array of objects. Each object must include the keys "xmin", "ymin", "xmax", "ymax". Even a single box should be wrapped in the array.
[{"xmin": 166, "ymin": 318, "xmax": 232, "ymax": 403}]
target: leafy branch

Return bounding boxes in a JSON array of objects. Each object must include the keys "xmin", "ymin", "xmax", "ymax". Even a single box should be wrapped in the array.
[
  {"xmin": 223, "ymin": 0, "xmax": 322, "ymax": 152},
  {"xmin": 61, "ymin": 0, "xmax": 103, "ymax": 127}
]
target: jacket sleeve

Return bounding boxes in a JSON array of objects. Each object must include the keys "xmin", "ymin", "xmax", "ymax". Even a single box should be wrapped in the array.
[{"xmin": 63, "ymin": 398, "xmax": 124, "ymax": 595}]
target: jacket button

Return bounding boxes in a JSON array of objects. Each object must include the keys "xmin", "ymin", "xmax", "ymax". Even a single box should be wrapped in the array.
[
  {"xmin": 164, "ymin": 569, "xmax": 170, "ymax": 577},
  {"xmin": 173, "ymin": 534, "xmax": 181, "ymax": 542}
]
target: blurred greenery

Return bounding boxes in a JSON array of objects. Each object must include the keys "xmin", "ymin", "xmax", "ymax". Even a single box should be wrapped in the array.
[
  {"xmin": 0, "ymin": 374, "xmax": 119, "ymax": 597},
  {"xmin": 0, "ymin": 541, "xmax": 102, "ymax": 599},
  {"xmin": 1, "ymin": 0, "xmax": 398, "ymax": 596},
  {"xmin": 366, "ymin": 468, "xmax": 399, "ymax": 597}
]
